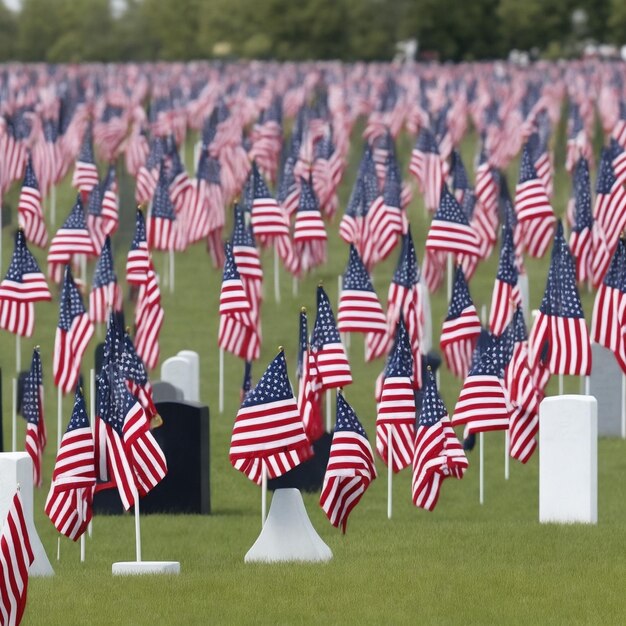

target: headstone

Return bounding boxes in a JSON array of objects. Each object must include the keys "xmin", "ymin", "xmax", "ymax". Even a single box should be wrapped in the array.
[
  {"xmin": 161, "ymin": 356, "xmax": 196, "ymax": 402},
  {"xmin": 152, "ymin": 381, "xmax": 183, "ymax": 403},
  {"xmin": 112, "ymin": 561, "xmax": 180, "ymax": 576},
  {"xmin": 0, "ymin": 453, "xmax": 54, "ymax": 576},
  {"xmin": 539, "ymin": 395, "xmax": 597, "ymax": 524},
  {"xmin": 177, "ymin": 350, "xmax": 199, "ymax": 402},
  {"xmin": 245, "ymin": 489, "xmax": 332, "ymax": 563},
  {"xmin": 588, "ymin": 343, "xmax": 623, "ymax": 437},
  {"xmin": 94, "ymin": 400, "xmax": 210, "ymax": 514}
]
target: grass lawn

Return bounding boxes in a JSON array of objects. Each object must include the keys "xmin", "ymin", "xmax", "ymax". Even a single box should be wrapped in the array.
[{"xmin": 3, "ymin": 120, "xmax": 625, "ymax": 625}]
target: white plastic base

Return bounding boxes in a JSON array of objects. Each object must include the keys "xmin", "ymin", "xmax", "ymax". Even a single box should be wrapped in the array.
[{"xmin": 112, "ymin": 561, "xmax": 181, "ymax": 576}]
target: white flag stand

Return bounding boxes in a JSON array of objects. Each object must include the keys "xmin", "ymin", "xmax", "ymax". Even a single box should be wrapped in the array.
[
  {"xmin": 387, "ymin": 429, "xmax": 393, "ymax": 519},
  {"xmin": 325, "ymin": 390, "xmax": 332, "ymax": 432}
]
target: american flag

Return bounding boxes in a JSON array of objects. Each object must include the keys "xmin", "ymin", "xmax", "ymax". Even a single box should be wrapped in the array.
[
  {"xmin": 0, "ymin": 230, "xmax": 51, "ymax": 338},
  {"xmin": 440, "ymin": 266, "xmax": 481, "ymax": 379},
  {"xmin": 376, "ymin": 318, "xmax": 416, "ymax": 473},
  {"xmin": 23, "ymin": 348, "xmax": 46, "ymax": 488},
  {"xmin": 475, "ymin": 144, "xmax": 499, "ymax": 219},
  {"xmin": 218, "ymin": 242, "xmax": 260, "ymax": 362},
  {"xmin": 48, "ymin": 195, "xmax": 96, "ymax": 284},
  {"xmin": 506, "ymin": 307, "xmax": 540, "ymax": 464},
  {"xmin": 250, "ymin": 161, "xmax": 290, "ymax": 245},
  {"xmin": 54, "ymin": 265, "xmax": 94, "ymax": 394},
  {"xmin": 591, "ymin": 238, "xmax": 626, "ymax": 373},
  {"xmin": 425, "ymin": 184, "xmax": 481, "ymax": 258},
  {"xmin": 311, "ymin": 285, "xmax": 352, "ymax": 391},
  {"xmin": 294, "ymin": 176, "xmax": 327, "ymax": 273},
  {"xmin": 147, "ymin": 162, "xmax": 176, "ymax": 251},
  {"xmin": 87, "ymin": 165, "xmax": 119, "ymax": 253},
  {"xmin": 17, "ymin": 157, "xmax": 47, "ymax": 248},
  {"xmin": 120, "ymin": 329, "xmax": 158, "ymax": 423},
  {"xmin": 277, "ymin": 151, "xmax": 300, "ymax": 218},
  {"xmin": 528, "ymin": 222, "xmax": 592, "ymax": 376},
  {"xmin": 44, "ymin": 385, "xmax": 96, "ymax": 541},
  {"xmin": 355, "ymin": 152, "xmax": 381, "ymax": 270},
  {"xmin": 514, "ymin": 142, "xmax": 556, "ymax": 258},
  {"xmin": 126, "ymin": 208, "xmax": 151, "ymax": 285},
  {"xmin": 409, "ymin": 126, "xmax": 445, "ymax": 212},
  {"xmin": 320, "ymin": 391, "xmax": 376, "ymax": 533},
  {"xmin": 569, "ymin": 157, "xmax": 593, "ymax": 284},
  {"xmin": 71, "ymin": 123, "xmax": 99, "ymax": 195},
  {"xmin": 230, "ymin": 349, "xmax": 311, "ymax": 484},
  {"xmin": 489, "ymin": 226, "xmax": 520, "ymax": 336},
  {"xmin": 337, "ymin": 245, "xmax": 386, "ymax": 335},
  {"xmin": 97, "ymin": 366, "xmax": 167, "ymax": 510},
  {"xmin": 612, "ymin": 101, "xmax": 626, "ymax": 149},
  {"xmin": 134, "ymin": 261, "xmax": 164, "ymax": 371},
  {"xmin": 89, "ymin": 237, "xmax": 122, "ymax": 323},
  {"xmin": 0, "ymin": 489, "xmax": 34, "ymax": 626},
  {"xmin": 611, "ymin": 137, "xmax": 626, "ymax": 188},
  {"xmin": 412, "ymin": 368, "xmax": 468, "ymax": 511},
  {"xmin": 451, "ymin": 149, "xmax": 470, "ymax": 203},
  {"xmin": 339, "ymin": 168, "xmax": 360, "ymax": 245}
]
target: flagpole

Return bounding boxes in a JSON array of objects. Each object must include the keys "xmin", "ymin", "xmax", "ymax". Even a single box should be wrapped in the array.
[
  {"xmin": 218, "ymin": 348, "xmax": 224, "ymax": 413},
  {"xmin": 261, "ymin": 461, "xmax": 267, "ymax": 527},
  {"xmin": 80, "ymin": 533, "xmax": 86, "ymax": 562},
  {"xmin": 504, "ymin": 430, "xmax": 510, "ymax": 480},
  {"xmin": 622, "ymin": 374, "xmax": 626, "ymax": 440},
  {"xmin": 273, "ymin": 246, "xmax": 280, "ymax": 303},
  {"xmin": 387, "ymin": 428, "xmax": 393, "ymax": 519},
  {"xmin": 168, "ymin": 249, "xmax": 174, "ymax": 294},
  {"xmin": 11, "ymin": 377, "xmax": 17, "ymax": 452},
  {"xmin": 134, "ymin": 489, "xmax": 142, "ymax": 562},
  {"xmin": 447, "ymin": 254, "xmax": 453, "ymax": 302},
  {"xmin": 89, "ymin": 368, "xmax": 96, "ymax": 538},
  {"xmin": 326, "ymin": 390, "xmax": 332, "ymax": 432},
  {"xmin": 57, "ymin": 384, "xmax": 63, "ymax": 561},
  {"xmin": 479, "ymin": 431, "xmax": 484, "ymax": 505}
]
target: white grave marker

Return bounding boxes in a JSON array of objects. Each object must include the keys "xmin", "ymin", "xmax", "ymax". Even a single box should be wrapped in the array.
[
  {"xmin": 177, "ymin": 350, "xmax": 200, "ymax": 402},
  {"xmin": 161, "ymin": 356, "xmax": 194, "ymax": 402}
]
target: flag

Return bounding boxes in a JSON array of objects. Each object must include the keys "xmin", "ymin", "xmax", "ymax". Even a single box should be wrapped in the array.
[
  {"xmin": 230, "ymin": 349, "xmax": 311, "ymax": 484},
  {"xmin": 89, "ymin": 237, "xmax": 122, "ymax": 323},
  {"xmin": 293, "ymin": 176, "xmax": 327, "ymax": 273},
  {"xmin": 120, "ymin": 328, "xmax": 158, "ymax": 423},
  {"xmin": 440, "ymin": 266, "xmax": 481, "ymax": 379},
  {"xmin": 569, "ymin": 157, "xmax": 593, "ymax": 284},
  {"xmin": 250, "ymin": 162, "xmax": 290, "ymax": 245},
  {"xmin": 147, "ymin": 162, "xmax": 176, "ymax": 251},
  {"xmin": 72, "ymin": 123, "xmax": 99, "ymax": 195},
  {"xmin": 337, "ymin": 245, "xmax": 386, "ymax": 335},
  {"xmin": 412, "ymin": 368, "xmax": 468, "ymax": 511},
  {"xmin": 409, "ymin": 126, "xmax": 445, "ymax": 212},
  {"xmin": 475, "ymin": 145, "xmax": 499, "ymax": 219},
  {"xmin": 126, "ymin": 208, "xmax": 150, "ymax": 285},
  {"xmin": 320, "ymin": 391, "xmax": 376, "ymax": 533},
  {"xmin": 528, "ymin": 221, "xmax": 592, "ymax": 376},
  {"xmin": 0, "ymin": 489, "xmax": 34, "ymax": 626},
  {"xmin": 425, "ymin": 185, "xmax": 481, "ymax": 258},
  {"xmin": 514, "ymin": 142, "xmax": 556, "ymax": 258},
  {"xmin": 54, "ymin": 265, "xmax": 94, "ymax": 394},
  {"xmin": 488, "ymin": 226, "xmax": 520, "ymax": 336},
  {"xmin": 376, "ymin": 318, "xmax": 416, "ymax": 473},
  {"xmin": 218, "ymin": 242, "xmax": 260, "ymax": 362},
  {"xmin": 17, "ymin": 156, "xmax": 47, "ymax": 248},
  {"xmin": 44, "ymin": 385, "xmax": 96, "ymax": 541},
  {"xmin": 0, "ymin": 230, "xmax": 51, "ymax": 337},
  {"xmin": 23, "ymin": 348, "xmax": 46, "ymax": 488},
  {"xmin": 311, "ymin": 285, "xmax": 352, "ymax": 390},
  {"xmin": 134, "ymin": 261, "xmax": 165, "ymax": 371},
  {"xmin": 47, "ymin": 195, "xmax": 96, "ymax": 283}
]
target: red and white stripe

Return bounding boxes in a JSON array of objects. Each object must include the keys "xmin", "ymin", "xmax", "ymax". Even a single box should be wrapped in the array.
[
  {"xmin": 337, "ymin": 289, "xmax": 386, "ymax": 335},
  {"xmin": 440, "ymin": 306, "xmax": 481, "ymax": 379},
  {"xmin": 18, "ymin": 185, "xmax": 47, "ymax": 248},
  {"xmin": 313, "ymin": 343, "xmax": 352, "ymax": 390},
  {"xmin": 53, "ymin": 312, "xmax": 94, "ymax": 394}
]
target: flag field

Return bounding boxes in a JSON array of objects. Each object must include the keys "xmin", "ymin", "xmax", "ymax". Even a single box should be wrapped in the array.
[{"xmin": 4, "ymin": 124, "xmax": 626, "ymax": 624}]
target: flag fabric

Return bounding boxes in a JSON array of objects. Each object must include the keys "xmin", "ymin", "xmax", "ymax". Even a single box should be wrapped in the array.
[
  {"xmin": 0, "ymin": 230, "xmax": 51, "ymax": 338},
  {"xmin": 320, "ymin": 391, "xmax": 376, "ymax": 533},
  {"xmin": 47, "ymin": 195, "xmax": 96, "ymax": 283},
  {"xmin": 120, "ymin": 329, "xmax": 158, "ymax": 423},
  {"xmin": 230, "ymin": 349, "xmax": 312, "ymax": 484},
  {"xmin": 218, "ymin": 242, "xmax": 260, "ymax": 362},
  {"xmin": 569, "ymin": 157, "xmax": 593, "ymax": 284},
  {"xmin": 311, "ymin": 285, "xmax": 352, "ymax": 391},
  {"xmin": 337, "ymin": 245, "xmax": 386, "ymax": 335},
  {"xmin": 409, "ymin": 126, "xmax": 445, "ymax": 212},
  {"xmin": 440, "ymin": 266, "xmax": 481, "ymax": 379},
  {"xmin": 488, "ymin": 226, "xmax": 520, "ymax": 336},
  {"xmin": 54, "ymin": 265, "xmax": 94, "ymax": 394},
  {"xmin": 425, "ymin": 184, "xmax": 481, "ymax": 258},
  {"xmin": 528, "ymin": 221, "xmax": 592, "ymax": 376},
  {"xmin": 0, "ymin": 489, "xmax": 34, "ymax": 626},
  {"xmin": 23, "ymin": 348, "xmax": 46, "ymax": 488},
  {"xmin": 134, "ymin": 261, "xmax": 165, "ymax": 371},
  {"xmin": 376, "ymin": 318, "xmax": 416, "ymax": 473},
  {"xmin": 126, "ymin": 208, "xmax": 151, "ymax": 285},
  {"xmin": 72, "ymin": 123, "xmax": 99, "ymax": 195},
  {"xmin": 293, "ymin": 176, "xmax": 327, "ymax": 273},
  {"xmin": 17, "ymin": 157, "xmax": 47, "ymax": 248},
  {"xmin": 89, "ymin": 237, "xmax": 122, "ymax": 323},
  {"xmin": 147, "ymin": 162, "xmax": 177, "ymax": 251},
  {"xmin": 514, "ymin": 142, "xmax": 556, "ymax": 258},
  {"xmin": 250, "ymin": 162, "xmax": 290, "ymax": 245},
  {"xmin": 44, "ymin": 386, "xmax": 96, "ymax": 541},
  {"xmin": 412, "ymin": 368, "xmax": 468, "ymax": 511}
]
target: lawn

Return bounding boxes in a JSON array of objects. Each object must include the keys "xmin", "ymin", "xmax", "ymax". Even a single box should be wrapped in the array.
[{"xmin": 3, "ymin": 118, "xmax": 625, "ymax": 625}]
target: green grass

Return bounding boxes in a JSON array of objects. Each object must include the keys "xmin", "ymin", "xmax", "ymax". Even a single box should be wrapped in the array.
[{"xmin": 2, "ymin": 126, "xmax": 623, "ymax": 625}]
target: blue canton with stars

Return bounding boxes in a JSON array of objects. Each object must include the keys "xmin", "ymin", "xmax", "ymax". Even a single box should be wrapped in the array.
[
  {"xmin": 489, "ymin": 324, "xmax": 514, "ymax": 373},
  {"xmin": 496, "ymin": 225, "xmax": 518, "ymax": 286},
  {"xmin": 435, "ymin": 184, "xmax": 471, "ymax": 226},
  {"xmin": 277, "ymin": 154, "xmax": 297, "ymax": 205},
  {"xmin": 392, "ymin": 229, "xmax": 420, "ymax": 288},
  {"xmin": 240, "ymin": 351, "xmax": 293, "ymax": 408},
  {"xmin": 360, "ymin": 154, "xmax": 379, "ymax": 212},
  {"xmin": 461, "ymin": 189, "xmax": 477, "ymax": 221},
  {"xmin": 384, "ymin": 317, "xmax": 413, "ymax": 379},
  {"xmin": 334, "ymin": 392, "xmax": 368, "ymax": 438},
  {"xmin": 418, "ymin": 368, "xmax": 447, "ymax": 427},
  {"xmin": 58, "ymin": 266, "xmax": 87, "ymax": 332},
  {"xmin": 120, "ymin": 331, "xmax": 148, "ymax": 388},
  {"xmin": 572, "ymin": 157, "xmax": 592, "ymax": 233},
  {"xmin": 603, "ymin": 239, "xmax": 626, "ymax": 291},
  {"xmin": 517, "ymin": 143, "xmax": 539, "ymax": 185},
  {"xmin": 152, "ymin": 163, "xmax": 175, "ymax": 220},
  {"xmin": 311, "ymin": 286, "xmax": 342, "ymax": 348},
  {"xmin": 343, "ymin": 245, "xmax": 375, "ymax": 293},
  {"xmin": 383, "ymin": 156, "xmax": 401, "ymax": 208},
  {"xmin": 93, "ymin": 237, "xmax": 117, "ymax": 289},
  {"xmin": 252, "ymin": 162, "xmax": 273, "ymax": 200},
  {"xmin": 298, "ymin": 176, "xmax": 320, "ymax": 213},
  {"xmin": 22, "ymin": 350, "xmax": 42, "ymax": 425},
  {"xmin": 78, "ymin": 123, "xmax": 96, "ymax": 163},
  {"xmin": 296, "ymin": 308, "xmax": 308, "ymax": 380},
  {"xmin": 451, "ymin": 150, "xmax": 470, "ymax": 192},
  {"xmin": 596, "ymin": 147, "xmax": 618, "ymax": 195},
  {"xmin": 231, "ymin": 203, "xmax": 256, "ymax": 249},
  {"xmin": 67, "ymin": 386, "xmax": 90, "ymax": 433},
  {"xmin": 446, "ymin": 266, "xmax": 474, "ymax": 320},
  {"xmin": 23, "ymin": 157, "xmax": 39, "ymax": 190},
  {"xmin": 414, "ymin": 126, "xmax": 440, "ymax": 155},
  {"xmin": 103, "ymin": 164, "xmax": 116, "ymax": 192},
  {"xmin": 131, "ymin": 209, "xmax": 147, "ymax": 249},
  {"xmin": 512, "ymin": 306, "xmax": 528, "ymax": 343},
  {"xmin": 471, "ymin": 328, "xmax": 493, "ymax": 370},
  {"xmin": 500, "ymin": 176, "xmax": 517, "ymax": 230},
  {"xmin": 62, "ymin": 195, "xmax": 89, "ymax": 230},
  {"xmin": 222, "ymin": 242, "xmax": 242, "ymax": 282},
  {"xmin": 87, "ymin": 180, "xmax": 103, "ymax": 217}
]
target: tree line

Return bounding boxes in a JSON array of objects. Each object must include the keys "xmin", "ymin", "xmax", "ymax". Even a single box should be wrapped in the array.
[{"xmin": 0, "ymin": 0, "xmax": 624, "ymax": 63}]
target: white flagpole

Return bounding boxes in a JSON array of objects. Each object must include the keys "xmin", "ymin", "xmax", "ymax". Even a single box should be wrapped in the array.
[
  {"xmin": 558, "ymin": 374, "xmax": 564, "ymax": 396},
  {"xmin": 261, "ymin": 461, "xmax": 267, "ymax": 527},
  {"xmin": 11, "ymin": 377, "xmax": 17, "ymax": 452},
  {"xmin": 447, "ymin": 254, "xmax": 453, "ymax": 302},
  {"xmin": 622, "ymin": 374, "xmax": 626, "ymax": 440},
  {"xmin": 15, "ymin": 334, "xmax": 21, "ymax": 374},
  {"xmin": 273, "ymin": 247, "xmax": 280, "ymax": 303},
  {"xmin": 387, "ymin": 429, "xmax": 393, "ymax": 519},
  {"xmin": 134, "ymin": 489, "xmax": 142, "ymax": 562},
  {"xmin": 88, "ymin": 369, "xmax": 96, "ymax": 538},
  {"xmin": 504, "ymin": 430, "xmax": 510, "ymax": 480},
  {"xmin": 168, "ymin": 249, "xmax": 175, "ymax": 294},
  {"xmin": 57, "ymin": 386, "xmax": 62, "ymax": 450},
  {"xmin": 326, "ymin": 390, "xmax": 332, "ymax": 432},
  {"xmin": 479, "ymin": 431, "xmax": 484, "ymax": 505},
  {"xmin": 219, "ymin": 348, "xmax": 224, "ymax": 413},
  {"xmin": 80, "ymin": 533, "xmax": 86, "ymax": 563}
]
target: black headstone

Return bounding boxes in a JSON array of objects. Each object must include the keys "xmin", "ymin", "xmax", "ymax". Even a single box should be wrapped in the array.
[{"xmin": 93, "ymin": 400, "xmax": 210, "ymax": 514}]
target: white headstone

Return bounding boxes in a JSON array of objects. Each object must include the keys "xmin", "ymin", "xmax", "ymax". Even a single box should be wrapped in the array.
[
  {"xmin": 177, "ymin": 350, "xmax": 200, "ymax": 402},
  {"xmin": 539, "ymin": 395, "xmax": 597, "ymax": 524},
  {"xmin": 161, "ymin": 357, "xmax": 194, "ymax": 402},
  {"xmin": 0, "ymin": 453, "xmax": 54, "ymax": 576},
  {"xmin": 588, "ymin": 343, "xmax": 624, "ymax": 437},
  {"xmin": 245, "ymin": 489, "xmax": 332, "ymax": 563},
  {"xmin": 112, "ymin": 561, "xmax": 180, "ymax": 576}
]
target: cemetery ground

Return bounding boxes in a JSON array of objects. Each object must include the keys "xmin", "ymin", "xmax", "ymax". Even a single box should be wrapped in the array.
[{"xmin": 4, "ymin": 125, "xmax": 626, "ymax": 624}]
